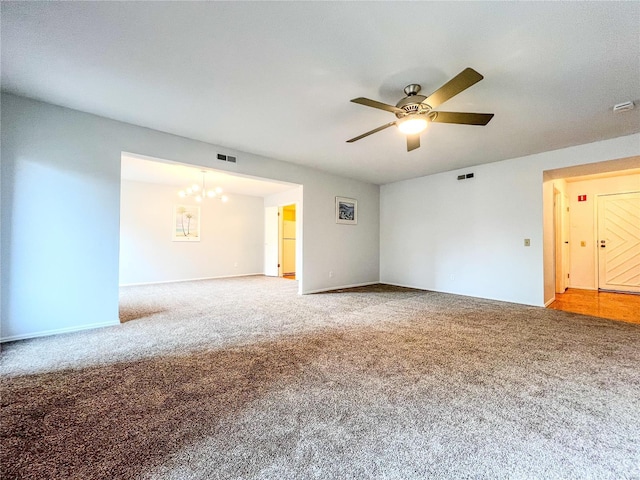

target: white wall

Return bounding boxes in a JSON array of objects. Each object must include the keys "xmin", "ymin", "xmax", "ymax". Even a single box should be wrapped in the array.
[
  {"xmin": 1, "ymin": 94, "xmax": 380, "ymax": 341},
  {"xmin": 381, "ymin": 136, "xmax": 640, "ymax": 307},
  {"xmin": 119, "ymin": 180, "xmax": 265, "ymax": 285},
  {"xmin": 566, "ymin": 173, "xmax": 640, "ymax": 289}
]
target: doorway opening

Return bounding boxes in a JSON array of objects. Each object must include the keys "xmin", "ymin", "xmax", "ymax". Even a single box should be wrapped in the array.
[
  {"xmin": 543, "ymin": 157, "xmax": 640, "ymax": 322},
  {"xmin": 264, "ymin": 193, "xmax": 302, "ymax": 291},
  {"xmin": 119, "ymin": 152, "xmax": 303, "ymax": 318},
  {"xmin": 280, "ymin": 204, "xmax": 296, "ymax": 280}
]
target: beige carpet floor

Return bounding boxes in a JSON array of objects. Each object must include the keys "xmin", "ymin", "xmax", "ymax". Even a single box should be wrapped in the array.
[{"xmin": 1, "ymin": 276, "xmax": 639, "ymax": 479}]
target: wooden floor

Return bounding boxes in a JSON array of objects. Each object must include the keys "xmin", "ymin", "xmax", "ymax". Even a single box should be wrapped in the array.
[{"xmin": 548, "ymin": 288, "xmax": 640, "ymax": 325}]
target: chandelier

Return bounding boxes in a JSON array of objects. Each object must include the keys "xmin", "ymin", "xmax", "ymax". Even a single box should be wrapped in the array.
[{"xmin": 178, "ymin": 171, "xmax": 228, "ymax": 203}]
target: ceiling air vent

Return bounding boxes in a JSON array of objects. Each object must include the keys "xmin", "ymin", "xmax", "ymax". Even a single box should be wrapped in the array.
[
  {"xmin": 227, "ymin": 156, "xmax": 236, "ymax": 163},
  {"xmin": 613, "ymin": 101, "xmax": 634, "ymax": 113},
  {"xmin": 457, "ymin": 172, "xmax": 475, "ymax": 180},
  {"xmin": 217, "ymin": 153, "xmax": 227, "ymax": 161}
]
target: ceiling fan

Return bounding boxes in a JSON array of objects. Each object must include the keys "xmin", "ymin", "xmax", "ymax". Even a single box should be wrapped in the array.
[{"xmin": 347, "ymin": 67, "xmax": 494, "ymax": 152}]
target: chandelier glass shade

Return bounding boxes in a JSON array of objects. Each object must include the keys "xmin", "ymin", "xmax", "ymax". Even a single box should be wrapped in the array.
[{"xmin": 178, "ymin": 171, "xmax": 228, "ymax": 203}]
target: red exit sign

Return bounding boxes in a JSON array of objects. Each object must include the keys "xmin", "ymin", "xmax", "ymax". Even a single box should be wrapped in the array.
[{"xmin": 578, "ymin": 195, "xmax": 587, "ymax": 202}]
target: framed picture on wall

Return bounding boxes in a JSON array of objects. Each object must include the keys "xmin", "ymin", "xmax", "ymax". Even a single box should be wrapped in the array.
[
  {"xmin": 173, "ymin": 205, "xmax": 201, "ymax": 241},
  {"xmin": 336, "ymin": 197, "xmax": 357, "ymax": 225}
]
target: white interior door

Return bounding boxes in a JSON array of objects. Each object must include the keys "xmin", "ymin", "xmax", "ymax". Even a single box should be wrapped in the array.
[
  {"xmin": 264, "ymin": 206, "xmax": 279, "ymax": 276},
  {"xmin": 561, "ymin": 193, "xmax": 570, "ymax": 291},
  {"xmin": 554, "ymin": 189, "xmax": 570, "ymax": 293},
  {"xmin": 597, "ymin": 192, "xmax": 640, "ymax": 293}
]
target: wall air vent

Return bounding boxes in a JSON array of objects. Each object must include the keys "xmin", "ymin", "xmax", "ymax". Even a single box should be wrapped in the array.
[
  {"xmin": 457, "ymin": 173, "xmax": 475, "ymax": 180},
  {"xmin": 217, "ymin": 153, "xmax": 237, "ymax": 163}
]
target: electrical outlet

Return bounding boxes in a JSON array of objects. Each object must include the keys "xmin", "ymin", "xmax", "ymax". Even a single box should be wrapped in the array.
[
  {"xmin": 329, "ymin": 271, "xmax": 334, "ymax": 278},
  {"xmin": 450, "ymin": 274, "xmax": 455, "ymax": 281},
  {"xmin": 234, "ymin": 262, "xmax": 238, "ymax": 267},
  {"xmin": 524, "ymin": 238, "xmax": 531, "ymax": 247}
]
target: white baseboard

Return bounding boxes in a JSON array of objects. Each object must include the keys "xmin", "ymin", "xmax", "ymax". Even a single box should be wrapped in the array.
[
  {"xmin": 544, "ymin": 297, "xmax": 556, "ymax": 307},
  {"xmin": 302, "ymin": 281, "xmax": 379, "ymax": 294},
  {"xmin": 380, "ymin": 281, "xmax": 428, "ymax": 291},
  {"xmin": 568, "ymin": 285, "xmax": 598, "ymax": 291},
  {"xmin": 379, "ymin": 282, "xmax": 544, "ymax": 307},
  {"xmin": 119, "ymin": 273, "xmax": 264, "ymax": 287},
  {"xmin": 1, "ymin": 320, "xmax": 121, "ymax": 343}
]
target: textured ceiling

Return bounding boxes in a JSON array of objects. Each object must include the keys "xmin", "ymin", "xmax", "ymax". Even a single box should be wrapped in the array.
[{"xmin": 2, "ymin": 1, "xmax": 639, "ymax": 185}]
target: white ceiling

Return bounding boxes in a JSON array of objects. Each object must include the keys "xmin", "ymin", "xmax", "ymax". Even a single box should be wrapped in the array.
[
  {"xmin": 121, "ymin": 154, "xmax": 299, "ymax": 198},
  {"xmin": 2, "ymin": 2, "xmax": 639, "ymax": 185}
]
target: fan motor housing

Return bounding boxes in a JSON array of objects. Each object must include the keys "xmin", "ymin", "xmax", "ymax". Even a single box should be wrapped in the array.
[{"xmin": 396, "ymin": 94, "xmax": 431, "ymax": 118}]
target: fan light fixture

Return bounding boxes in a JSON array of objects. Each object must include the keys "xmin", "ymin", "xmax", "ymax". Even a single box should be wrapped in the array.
[
  {"xmin": 397, "ymin": 114, "xmax": 428, "ymax": 135},
  {"xmin": 178, "ymin": 171, "xmax": 228, "ymax": 203}
]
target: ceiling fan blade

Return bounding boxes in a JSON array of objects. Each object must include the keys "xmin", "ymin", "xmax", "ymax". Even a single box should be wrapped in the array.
[
  {"xmin": 432, "ymin": 111, "xmax": 494, "ymax": 126},
  {"xmin": 407, "ymin": 134, "xmax": 420, "ymax": 152},
  {"xmin": 423, "ymin": 68, "xmax": 484, "ymax": 109},
  {"xmin": 347, "ymin": 121, "xmax": 397, "ymax": 143},
  {"xmin": 346, "ymin": 121, "xmax": 396, "ymax": 143},
  {"xmin": 351, "ymin": 97, "xmax": 404, "ymax": 114}
]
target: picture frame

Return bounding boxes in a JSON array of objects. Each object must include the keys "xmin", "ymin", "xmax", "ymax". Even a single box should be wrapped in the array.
[
  {"xmin": 173, "ymin": 204, "xmax": 201, "ymax": 241},
  {"xmin": 336, "ymin": 196, "xmax": 357, "ymax": 225}
]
